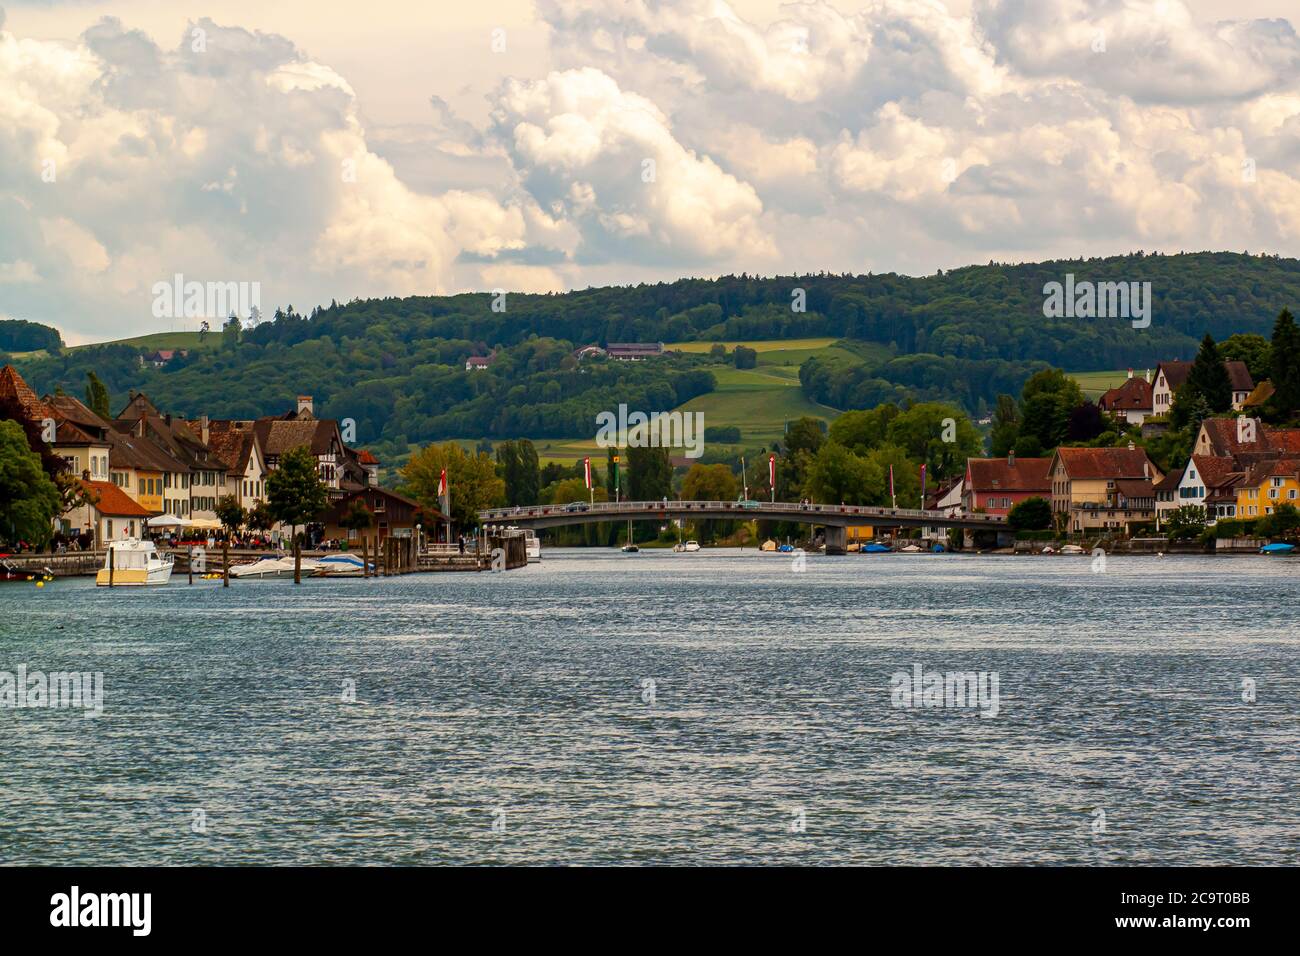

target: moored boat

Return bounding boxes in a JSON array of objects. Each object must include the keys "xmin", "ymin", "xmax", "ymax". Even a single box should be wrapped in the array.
[
  {"xmin": 229, "ymin": 555, "xmax": 321, "ymax": 579},
  {"xmin": 683, "ymin": 540, "xmax": 700, "ymax": 552},
  {"xmin": 1260, "ymin": 542, "xmax": 1296, "ymax": 554},
  {"xmin": 313, "ymin": 553, "xmax": 373, "ymax": 576},
  {"xmin": 96, "ymin": 538, "xmax": 174, "ymax": 586}
]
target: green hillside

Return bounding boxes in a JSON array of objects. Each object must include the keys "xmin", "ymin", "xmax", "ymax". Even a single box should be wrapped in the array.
[{"xmin": 11, "ymin": 251, "xmax": 1299, "ymax": 464}]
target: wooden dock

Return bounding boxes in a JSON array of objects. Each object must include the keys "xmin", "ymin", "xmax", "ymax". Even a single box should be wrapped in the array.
[{"xmin": 5, "ymin": 532, "xmax": 529, "ymax": 579}]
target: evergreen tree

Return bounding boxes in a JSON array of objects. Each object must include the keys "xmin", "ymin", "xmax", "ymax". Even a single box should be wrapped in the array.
[
  {"xmin": 495, "ymin": 441, "xmax": 522, "ymax": 506},
  {"xmin": 1269, "ymin": 309, "xmax": 1300, "ymax": 419},
  {"xmin": 516, "ymin": 439, "xmax": 541, "ymax": 505},
  {"xmin": 628, "ymin": 445, "xmax": 672, "ymax": 501},
  {"xmin": 84, "ymin": 371, "xmax": 110, "ymax": 419},
  {"xmin": 1185, "ymin": 334, "xmax": 1231, "ymax": 412}
]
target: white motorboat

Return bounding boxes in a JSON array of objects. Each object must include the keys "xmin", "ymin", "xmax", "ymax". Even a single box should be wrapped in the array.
[
  {"xmin": 899, "ymin": 544, "xmax": 923, "ymax": 553},
  {"xmin": 524, "ymin": 529, "xmax": 541, "ymax": 563},
  {"xmin": 1059, "ymin": 544, "xmax": 1086, "ymax": 555},
  {"xmin": 313, "ymin": 553, "xmax": 372, "ymax": 577},
  {"xmin": 229, "ymin": 555, "xmax": 321, "ymax": 579},
  {"xmin": 96, "ymin": 538, "xmax": 173, "ymax": 586},
  {"xmin": 683, "ymin": 540, "xmax": 701, "ymax": 552}
]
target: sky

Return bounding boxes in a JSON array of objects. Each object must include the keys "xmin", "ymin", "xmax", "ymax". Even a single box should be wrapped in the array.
[{"xmin": 2, "ymin": 0, "xmax": 1299, "ymax": 344}]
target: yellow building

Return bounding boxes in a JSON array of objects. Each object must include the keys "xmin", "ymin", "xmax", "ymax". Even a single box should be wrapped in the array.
[{"xmin": 1235, "ymin": 459, "xmax": 1300, "ymax": 518}]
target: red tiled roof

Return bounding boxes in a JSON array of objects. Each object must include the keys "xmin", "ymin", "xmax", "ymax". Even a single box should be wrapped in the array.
[
  {"xmin": 1266, "ymin": 427, "xmax": 1300, "ymax": 455},
  {"xmin": 1241, "ymin": 457, "xmax": 1300, "ymax": 486},
  {"xmin": 966, "ymin": 456, "xmax": 1052, "ymax": 493},
  {"xmin": 80, "ymin": 479, "xmax": 153, "ymax": 517},
  {"xmin": 0, "ymin": 364, "xmax": 52, "ymax": 421},
  {"xmin": 1054, "ymin": 446, "xmax": 1157, "ymax": 480},
  {"xmin": 1114, "ymin": 478, "xmax": 1155, "ymax": 499},
  {"xmin": 1153, "ymin": 470, "xmax": 1182, "ymax": 491},
  {"xmin": 357, "ymin": 449, "xmax": 378, "ymax": 464},
  {"xmin": 1189, "ymin": 454, "xmax": 1240, "ymax": 490},
  {"xmin": 1099, "ymin": 376, "xmax": 1153, "ymax": 412}
]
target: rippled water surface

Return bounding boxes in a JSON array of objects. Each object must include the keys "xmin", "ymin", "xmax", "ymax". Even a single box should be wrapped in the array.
[{"xmin": 2, "ymin": 550, "xmax": 1297, "ymax": 865}]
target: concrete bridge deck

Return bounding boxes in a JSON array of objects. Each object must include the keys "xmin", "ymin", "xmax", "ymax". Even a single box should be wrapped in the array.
[{"xmin": 478, "ymin": 499, "xmax": 1005, "ymax": 554}]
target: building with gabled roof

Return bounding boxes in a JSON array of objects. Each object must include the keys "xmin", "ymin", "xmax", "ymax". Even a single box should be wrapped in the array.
[
  {"xmin": 962, "ymin": 453, "xmax": 1052, "ymax": 516},
  {"xmin": 1049, "ymin": 444, "xmax": 1162, "ymax": 533},
  {"xmin": 1098, "ymin": 372, "xmax": 1154, "ymax": 424},
  {"xmin": 62, "ymin": 479, "xmax": 154, "ymax": 546},
  {"xmin": 1152, "ymin": 359, "xmax": 1255, "ymax": 415},
  {"xmin": 1236, "ymin": 457, "xmax": 1300, "ymax": 520}
]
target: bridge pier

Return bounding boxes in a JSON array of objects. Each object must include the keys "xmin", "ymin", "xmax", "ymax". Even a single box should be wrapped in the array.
[{"xmin": 823, "ymin": 525, "xmax": 847, "ymax": 556}]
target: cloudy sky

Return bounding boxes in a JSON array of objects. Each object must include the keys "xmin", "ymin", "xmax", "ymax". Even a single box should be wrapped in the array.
[{"xmin": 2, "ymin": 0, "xmax": 1299, "ymax": 343}]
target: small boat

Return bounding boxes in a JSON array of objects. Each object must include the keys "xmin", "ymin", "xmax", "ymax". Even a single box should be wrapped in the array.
[
  {"xmin": 760, "ymin": 539, "xmax": 777, "ymax": 552},
  {"xmin": 1260, "ymin": 542, "xmax": 1296, "ymax": 554},
  {"xmin": 931, "ymin": 543, "xmax": 946, "ymax": 553},
  {"xmin": 230, "ymin": 555, "xmax": 321, "ymax": 579},
  {"xmin": 862, "ymin": 543, "xmax": 892, "ymax": 554},
  {"xmin": 523, "ymin": 529, "xmax": 541, "ymax": 562},
  {"xmin": 313, "ymin": 553, "xmax": 373, "ymax": 576},
  {"xmin": 899, "ymin": 544, "xmax": 923, "ymax": 553},
  {"xmin": 683, "ymin": 540, "xmax": 700, "ymax": 553},
  {"xmin": 96, "ymin": 538, "xmax": 174, "ymax": 586},
  {"xmin": 777, "ymin": 543, "xmax": 795, "ymax": 553},
  {"xmin": 672, "ymin": 543, "xmax": 686, "ymax": 552},
  {"xmin": 621, "ymin": 544, "xmax": 640, "ymax": 553},
  {"xmin": 1059, "ymin": 544, "xmax": 1086, "ymax": 555},
  {"xmin": 1041, "ymin": 545, "xmax": 1055, "ymax": 554}
]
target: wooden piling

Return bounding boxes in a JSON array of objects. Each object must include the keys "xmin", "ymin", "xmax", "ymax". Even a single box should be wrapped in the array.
[
  {"xmin": 222, "ymin": 539, "xmax": 230, "ymax": 588},
  {"xmin": 108, "ymin": 544, "xmax": 114, "ymax": 587},
  {"xmin": 188, "ymin": 545, "xmax": 193, "ymax": 585}
]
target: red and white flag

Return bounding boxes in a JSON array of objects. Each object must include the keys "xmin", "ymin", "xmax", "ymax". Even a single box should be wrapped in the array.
[
  {"xmin": 437, "ymin": 468, "xmax": 447, "ymax": 499},
  {"xmin": 584, "ymin": 457, "xmax": 592, "ymax": 490},
  {"xmin": 768, "ymin": 454, "xmax": 776, "ymax": 489}
]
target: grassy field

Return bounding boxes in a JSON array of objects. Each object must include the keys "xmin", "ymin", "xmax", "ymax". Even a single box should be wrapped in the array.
[
  {"xmin": 73, "ymin": 331, "xmax": 216, "ymax": 353},
  {"xmin": 667, "ymin": 337, "xmax": 840, "ymax": 354},
  {"xmin": 1068, "ymin": 369, "xmax": 1132, "ymax": 399}
]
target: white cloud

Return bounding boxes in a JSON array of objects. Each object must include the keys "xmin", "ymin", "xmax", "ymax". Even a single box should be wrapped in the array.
[
  {"xmin": 2, "ymin": 0, "xmax": 1300, "ymax": 340},
  {"xmin": 488, "ymin": 66, "xmax": 774, "ymax": 263}
]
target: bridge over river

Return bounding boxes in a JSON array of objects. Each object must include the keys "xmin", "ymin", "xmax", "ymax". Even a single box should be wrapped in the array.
[{"xmin": 478, "ymin": 500, "xmax": 1006, "ymax": 554}]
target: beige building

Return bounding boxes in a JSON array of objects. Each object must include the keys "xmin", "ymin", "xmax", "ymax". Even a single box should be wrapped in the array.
[{"xmin": 1049, "ymin": 445, "xmax": 1163, "ymax": 533}]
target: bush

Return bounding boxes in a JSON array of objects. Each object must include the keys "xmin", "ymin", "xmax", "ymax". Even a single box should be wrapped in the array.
[
  {"xmin": 703, "ymin": 425, "xmax": 742, "ymax": 443},
  {"xmin": 1213, "ymin": 518, "xmax": 1258, "ymax": 538},
  {"xmin": 1007, "ymin": 496, "xmax": 1052, "ymax": 531}
]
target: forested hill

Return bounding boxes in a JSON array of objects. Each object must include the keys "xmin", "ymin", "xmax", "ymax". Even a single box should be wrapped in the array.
[{"xmin": 10, "ymin": 251, "xmax": 1299, "ymax": 458}]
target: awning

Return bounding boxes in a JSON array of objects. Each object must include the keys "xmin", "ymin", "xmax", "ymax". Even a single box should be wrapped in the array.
[
  {"xmin": 146, "ymin": 514, "xmax": 187, "ymax": 527},
  {"xmin": 186, "ymin": 518, "xmax": 223, "ymax": 530}
]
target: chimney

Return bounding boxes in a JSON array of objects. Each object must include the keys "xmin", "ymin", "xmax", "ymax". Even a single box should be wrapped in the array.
[
  {"xmin": 1007, "ymin": 449, "xmax": 1015, "ymax": 467},
  {"xmin": 1127, "ymin": 368, "xmax": 1133, "ymax": 379},
  {"xmin": 200, "ymin": 414, "xmax": 209, "ymax": 445},
  {"xmin": 297, "ymin": 395, "xmax": 313, "ymax": 416},
  {"xmin": 1145, "ymin": 368, "xmax": 1152, "ymax": 383}
]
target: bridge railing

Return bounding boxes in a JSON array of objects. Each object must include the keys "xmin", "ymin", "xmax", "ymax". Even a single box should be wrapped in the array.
[{"xmin": 478, "ymin": 500, "xmax": 1004, "ymax": 524}]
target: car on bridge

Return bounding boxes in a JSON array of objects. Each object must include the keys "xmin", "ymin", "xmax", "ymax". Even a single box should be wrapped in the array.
[
  {"xmin": 563, "ymin": 501, "xmax": 590, "ymax": 513},
  {"xmin": 737, "ymin": 498, "xmax": 763, "ymax": 509}
]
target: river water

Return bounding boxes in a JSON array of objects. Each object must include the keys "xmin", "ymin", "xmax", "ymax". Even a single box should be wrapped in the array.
[{"xmin": 1, "ymin": 550, "xmax": 1296, "ymax": 865}]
